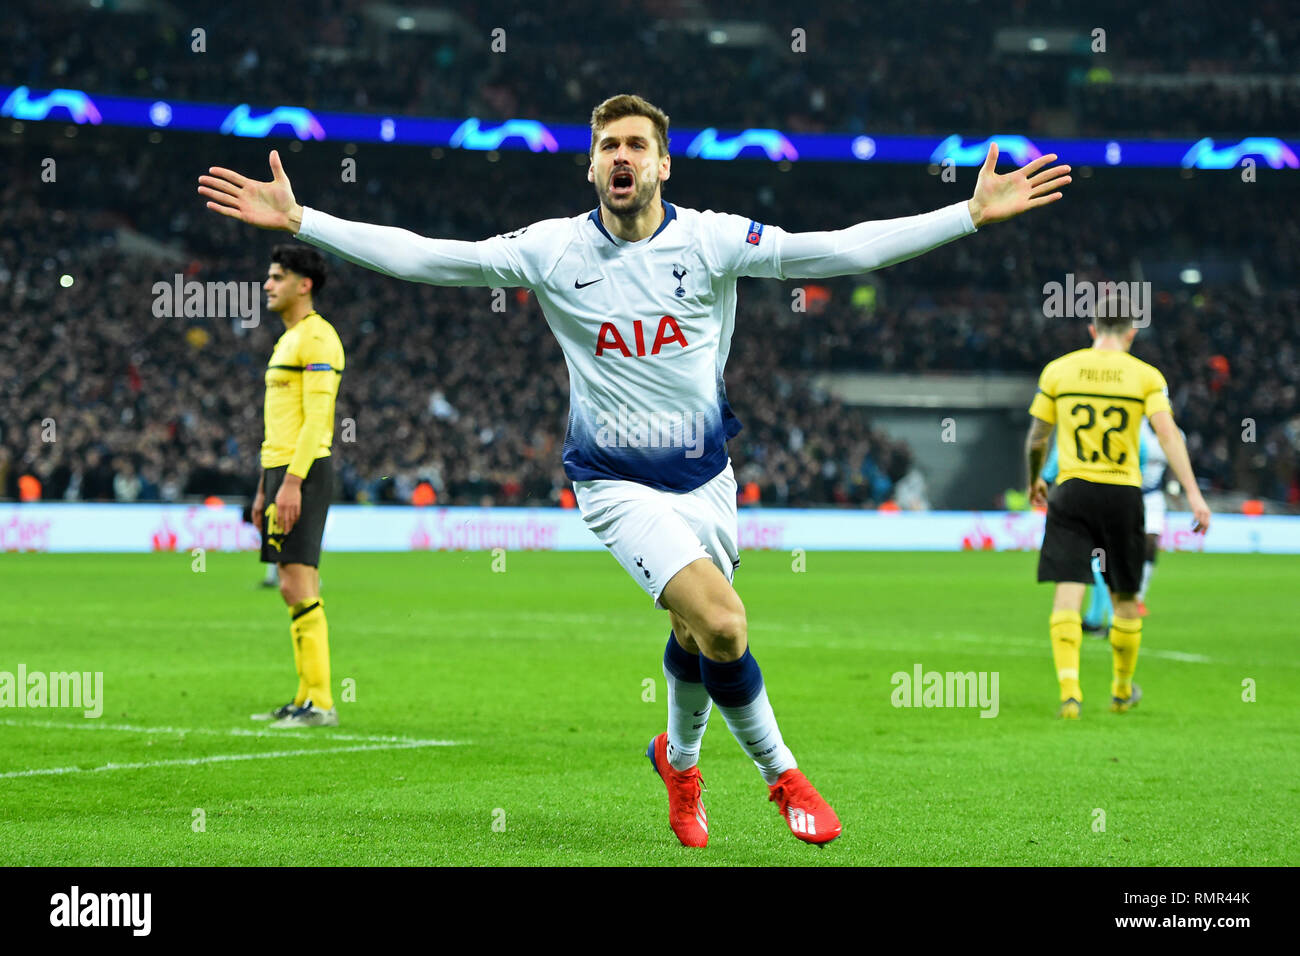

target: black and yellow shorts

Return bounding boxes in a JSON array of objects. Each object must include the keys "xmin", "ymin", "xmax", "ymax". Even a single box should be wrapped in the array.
[
  {"xmin": 1038, "ymin": 477, "xmax": 1145, "ymax": 593},
  {"xmin": 260, "ymin": 456, "xmax": 334, "ymax": 567}
]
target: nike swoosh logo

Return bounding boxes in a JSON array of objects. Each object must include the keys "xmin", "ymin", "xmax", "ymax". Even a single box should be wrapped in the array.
[
  {"xmin": 574, "ymin": 277, "xmax": 604, "ymax": 289},
  {"xmin": 692, "ymin": 709, "xmax": 709, "ymax": 717},
  {"xmin": 745, "ymin": 738, "xmax": 765, "ymax": 746}
]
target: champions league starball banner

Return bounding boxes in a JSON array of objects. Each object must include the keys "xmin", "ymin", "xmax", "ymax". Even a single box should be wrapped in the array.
[
  {"xmin": 1, "ymin": 503, "xmax": 1296, "ymax": 554},
  {"xmin": 4, "ymin": 85, "xmax": 1299, "ymax": 170}
]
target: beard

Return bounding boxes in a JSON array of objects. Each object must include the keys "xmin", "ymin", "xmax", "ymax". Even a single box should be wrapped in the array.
[{"xmin": 594, "ymin": 168, "xmax": 659, "ymax": 219}]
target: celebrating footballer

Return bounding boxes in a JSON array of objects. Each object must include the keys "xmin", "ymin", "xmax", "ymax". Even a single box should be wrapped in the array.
[{"xmin": 199, "ymin": 94, "xmax": 1071, "ymax": 848}]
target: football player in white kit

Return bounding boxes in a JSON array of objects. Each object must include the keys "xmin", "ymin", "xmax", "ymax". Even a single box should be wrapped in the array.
[{"xmin": 199, "ymin": 94, "xmax": 1072, "ymax": 848}]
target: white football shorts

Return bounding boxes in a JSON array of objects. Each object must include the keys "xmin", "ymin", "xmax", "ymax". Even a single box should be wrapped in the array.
[
  {"xmin": 1143, "ymin": 489, "xmax": 1166, "ymax": 535},
  {"xmin": 574, "ymin": 463, "xmax": 739, "ymax": 608}
]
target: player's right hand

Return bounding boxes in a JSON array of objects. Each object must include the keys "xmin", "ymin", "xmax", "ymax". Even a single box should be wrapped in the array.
[
  {"xmin": 1189, "ymin": 492, "xmax": 1212, "ymax": 534},
  {"xmin": 251, "ymin": 491, "xmax": 265, "ymax": 531},
  {"xmin": 1029, "ymin": 477, "xmax": 1049, "ymax": 509},
  {"xmin": 198, "ymin": 150, "xmax": 303, "ymax": 233}
]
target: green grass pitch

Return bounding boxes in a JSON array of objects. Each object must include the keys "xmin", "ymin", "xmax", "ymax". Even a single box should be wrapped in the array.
[{"xmin": 1, "ymin": 550, "xmax": 1295, "ymax": 866}]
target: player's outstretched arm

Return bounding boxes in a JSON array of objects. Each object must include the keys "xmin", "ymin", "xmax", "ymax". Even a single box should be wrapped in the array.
[
  {"xmin": 1149, "ymin": 411, "xmax": 1211, "ymax": 533},
  {"xmin": 198, "ymin": 150, "xmax": 491, "ymax": 287},
  {"xmin": 966, "ymin": 143, "xmax": 1072, "ymax": 228},
  {"xmin": 774, "ymin": 146, "xmax": 1071, "ymax": 280}
]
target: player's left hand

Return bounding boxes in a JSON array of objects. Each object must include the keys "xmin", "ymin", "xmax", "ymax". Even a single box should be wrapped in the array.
[
  {"xmin": 275, "ymin": 480, "xmax": 302, "ymax": 534},
  {"xmin": 1029, "ymin": 477, "xmax": 1049, "ymax": 509},
  {"xmin": 967, "ymin": 144, "xmax": 1072, "ymax": 228}
]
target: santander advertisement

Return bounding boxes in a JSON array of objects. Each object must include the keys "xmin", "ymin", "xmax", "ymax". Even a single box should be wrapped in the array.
[{"xmin": 0, "ymin": 504, "xmax": 1294, "ymax": 554}]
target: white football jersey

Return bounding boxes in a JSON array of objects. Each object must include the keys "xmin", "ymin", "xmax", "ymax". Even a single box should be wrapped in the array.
[
  {"xmin": 476, "ymin": 202, "xmax": 786, "ymax": 491},
  {"xmin": 297, "ymin": 197, "xmax": 974, "ymax": 493}
]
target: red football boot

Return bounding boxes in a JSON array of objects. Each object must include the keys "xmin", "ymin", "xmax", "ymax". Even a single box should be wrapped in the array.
[
  {"xmin": 646, "ymin": 733, "xmax": 708, "ymax": 848},
  {"xmin": 768, "ymin": 769, "xmax": 841, "ymax": 845}
]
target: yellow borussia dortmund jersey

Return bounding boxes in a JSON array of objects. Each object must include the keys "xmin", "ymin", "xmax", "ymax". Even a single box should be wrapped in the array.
[
  {"xmin": 261, "ymin": 311, "xmax": 345, "ymax": 476},
  {"xmin": 1028, "ymin": 347, "xmax": 1171, "ymax": 487}
]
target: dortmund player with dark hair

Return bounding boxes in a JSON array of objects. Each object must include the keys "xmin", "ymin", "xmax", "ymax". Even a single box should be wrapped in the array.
[
  {"xmin": 1026, "ymin": 302, "xmax": 1210, "ymax": 718},
  {"xmin": 250, "ymin": 245, "xmax": 344, "ymax": 728}
]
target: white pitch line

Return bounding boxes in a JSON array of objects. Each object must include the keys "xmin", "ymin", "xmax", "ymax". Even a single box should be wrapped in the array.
[
  {"xmin": 0, "ymin": 740, "xmax": 457, "ymax": 779},
  {"xmin": 0, "ymin": 717, "xmax": 457, "ymax": 745},
  {"xmin": 920, "ymin": 632, "xmax": 1214, "ymax": 664},
  {"xmin": 1150, "ymin": 650, "xmax": 1213, "ymax": 663},
  {"xmin": 751, "ymin": 633, "xmax": 1215, "ymax": 664}
]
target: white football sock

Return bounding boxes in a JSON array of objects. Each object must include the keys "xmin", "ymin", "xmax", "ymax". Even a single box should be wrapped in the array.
[
  {"xmin": 664, "ymin": 668, "xmax": 711, "ymax": 772},
  {"xmin": 715, "ymin": 685, "xmax": 797, "ymax": 785}
]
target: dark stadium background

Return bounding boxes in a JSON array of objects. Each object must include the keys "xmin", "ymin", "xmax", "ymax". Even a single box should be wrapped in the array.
[
  {"xmin": 3, "ymin": 0, "xmax": 1300, "ymax": 910},
  {"xmin": 2, "ymin": 0, "xmax": 1296, "ymax": 512}
]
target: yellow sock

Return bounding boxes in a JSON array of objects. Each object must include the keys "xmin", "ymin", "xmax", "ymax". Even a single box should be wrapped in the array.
[
  {"xmin": 1050, "ymin": 610, "xmax": 1083, "ymax": 702},
  {"xmin": 291, "ymin": 626, "xmax": 308, "ymax": 707},
  {"xmin": 290, "ymin": 597, "xmax": 333, "ymax": 710},
  {"xmin": 1109, "ymin": 616, "xmax": 1142, "ymax": 699}
]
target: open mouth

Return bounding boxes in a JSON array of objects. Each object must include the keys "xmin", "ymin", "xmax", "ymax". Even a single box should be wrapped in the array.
[{"xmin": 610, "ymin": 168, "xmax": 635, "ymax": 198}]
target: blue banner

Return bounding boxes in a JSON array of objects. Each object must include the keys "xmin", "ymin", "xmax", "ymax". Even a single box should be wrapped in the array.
[{"xmin": 4, "ymin": 85, "xmax": 1297, "ymax": 170}]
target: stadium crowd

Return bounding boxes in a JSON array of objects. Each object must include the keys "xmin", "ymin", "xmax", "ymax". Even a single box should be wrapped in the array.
[
  {"xmin": 4, "ymin": 0, "xmax": 1296, "ymax": 138},
  {"xmin": 0, "ymin": 244, "xmax": 922, "ymax": 509},
  {"xmin": 1, "ymin": 133, "xmax": 1296, "ymax": 508}
]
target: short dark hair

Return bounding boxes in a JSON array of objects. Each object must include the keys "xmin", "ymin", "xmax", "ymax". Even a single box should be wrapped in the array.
[
  {"xmin": 1091, "ymin": 292, "xmax": 1134, "ymax": 334},
  {"xmin": 590, "ymin": 94, "xmax": 670, "ymax": 158},
  {"xmin": 270, "ymin": 245, "xmax": 327, "ymax": 294}
]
